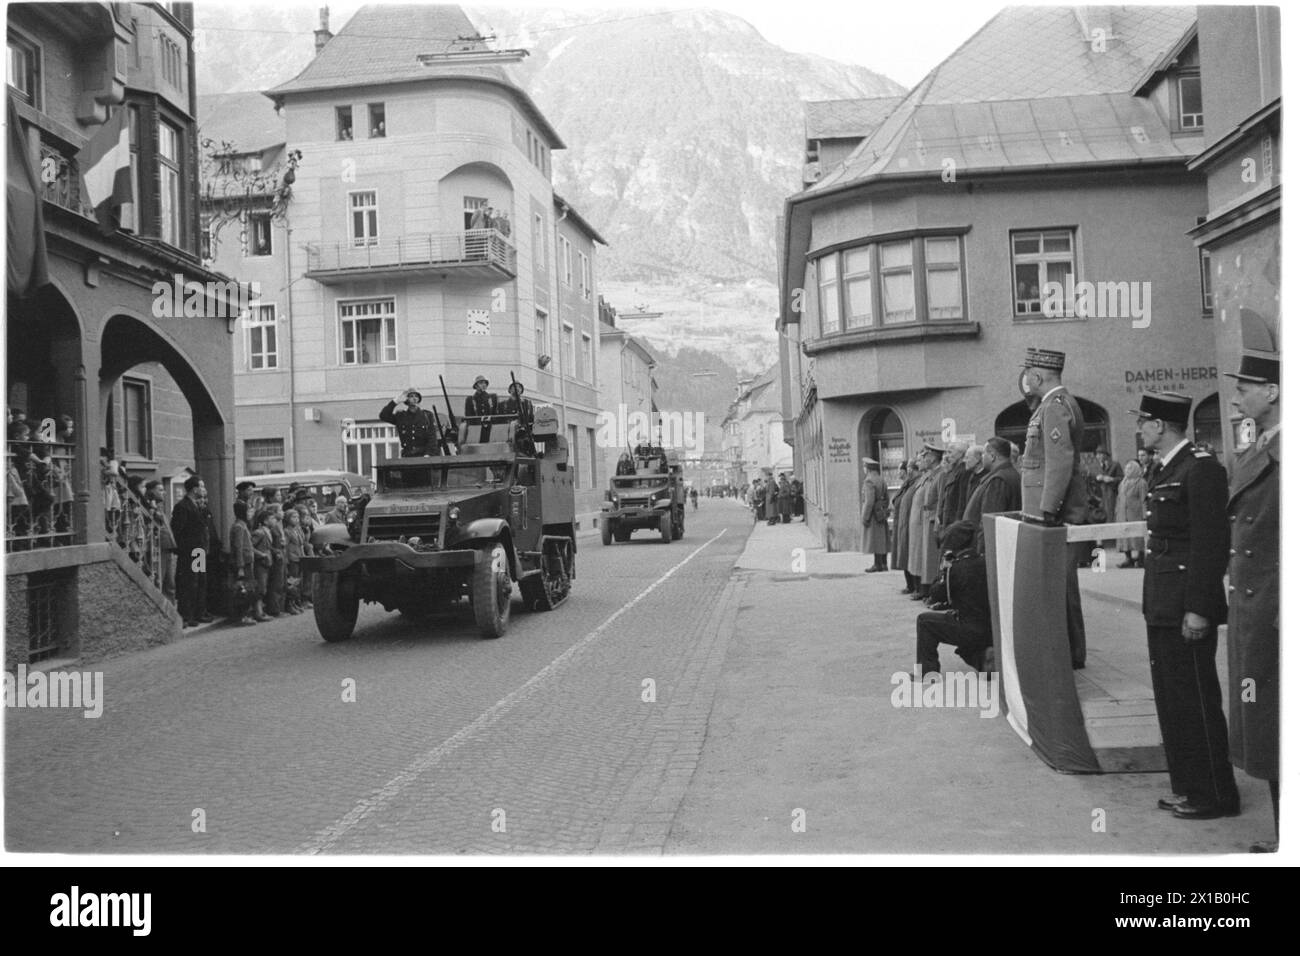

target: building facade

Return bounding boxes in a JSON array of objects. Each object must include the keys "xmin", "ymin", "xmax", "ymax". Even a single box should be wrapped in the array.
[
  {"xmin": 7, "ymin": 1, "xmax": 238, "ymax": 662},
  {"xmin": 201, "ymin": 5, "xmax": 608, "ymax": 519},
  {"xmin": 1186, "ymin": 6, "xmax": 1280, "ymax": 454},
  {"xmin": 779, "ymin": 6, "xmax": 1227, "ymax": 551},
  {"xmin": 596, "ymin": 297, "xmax": 658, "ymax": 483}
]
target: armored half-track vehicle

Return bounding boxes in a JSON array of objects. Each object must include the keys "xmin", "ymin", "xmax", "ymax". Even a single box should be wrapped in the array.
[
  {"xmin": 599, "ymin": 446, "xmax": 685, "ymax": 544},
  {"xmin": 300, "ymin": 406, "xmax": 576, "ymax": 641}
]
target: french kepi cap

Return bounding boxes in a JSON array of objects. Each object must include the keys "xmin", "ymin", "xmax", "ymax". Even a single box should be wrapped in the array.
[
  {"xmin": 1224, "ymin": 353, "xmax": 1280, "ymax": 384},
  {"xmin": 1024, "ymin": 347, "xmax": 1066, "ymax": 371},
  {"xmin": 1131, "ymin": 392, "xmax": 1192, "ymax": 428}
]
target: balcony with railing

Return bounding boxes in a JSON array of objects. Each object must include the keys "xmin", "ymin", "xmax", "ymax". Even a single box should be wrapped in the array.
[
  {"xmin": 304, "ymin": 229, "xmax": 517, "ymax": 283},
  {"xmin": 6, "ymin": 440, "xmax": 77, "ymax": 551}
]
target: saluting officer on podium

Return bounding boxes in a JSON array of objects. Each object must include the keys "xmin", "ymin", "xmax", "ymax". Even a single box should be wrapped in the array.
[
  {"xmin": 1018, "ymin": 347, "xmax": 1089, "ymax": 669},
  {"xmin": 1134, "ymin": 391, "xmax": 1238, "ymax": 820}
]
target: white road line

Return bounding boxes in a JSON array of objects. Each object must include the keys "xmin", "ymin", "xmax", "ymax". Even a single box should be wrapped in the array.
[{"xmin": 297, "ymin": 528, "xmax": 730, "ymax": 854}]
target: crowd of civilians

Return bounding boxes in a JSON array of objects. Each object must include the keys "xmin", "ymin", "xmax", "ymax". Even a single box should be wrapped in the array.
[
  {"xmin": 746, "ymin": 471, "xmax": 803, "ymax": 524},
  {"xmin": 6, "ymin": 409, "xmax": 76, "ymax": 548}
]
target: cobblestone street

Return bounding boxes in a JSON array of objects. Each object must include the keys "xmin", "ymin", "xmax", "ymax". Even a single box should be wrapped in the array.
[{"xmin": 5, "ymin": 502, "xmax": 748, "ymax": 855}]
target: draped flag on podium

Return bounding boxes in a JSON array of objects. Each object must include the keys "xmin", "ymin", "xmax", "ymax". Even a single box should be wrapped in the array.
[{"xmin": 984, "ymin": 514, "xmax": 1101, "ymax": 773}]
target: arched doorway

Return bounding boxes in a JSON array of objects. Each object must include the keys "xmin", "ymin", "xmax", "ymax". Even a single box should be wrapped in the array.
[
  {"xmin": 1192, "ymin": 394, "xmax": 1223, "ymax": 458},
  {"xmin": 99, "ymin": 313, "xmax": 231, "ymax": 521},
  {"xmin": 859, "ymin": 406, "xmax": 905, "ymax": 490},
  {"xmin": 995, "ymin": 396, "xmax": 1111, "ymax": 454}
]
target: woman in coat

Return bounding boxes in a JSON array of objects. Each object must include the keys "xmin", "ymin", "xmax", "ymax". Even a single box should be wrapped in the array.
[{"xmin": 1115, "ymin": 459, "xmax": 1147, "ymax": 567}]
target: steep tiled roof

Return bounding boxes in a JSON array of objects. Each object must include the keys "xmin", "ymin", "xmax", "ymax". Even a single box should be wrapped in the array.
[
  {"xmin": 805, "ymin": 96, "xmax": 904, "ymax": 141},
  {"xmin": 198, "ymin": 92, "xmax": 286, "ymax": 152},
  {"xmin": 923, "ymin": 6, "xmax": 1196, "ymax": 104},
  {"xmin": 809, "ymin": 5, "xmax": 1199, "ymax": 192},
  {"xmin": 266, "ymin": 4, "xmax": 564, "ymax": 147}
]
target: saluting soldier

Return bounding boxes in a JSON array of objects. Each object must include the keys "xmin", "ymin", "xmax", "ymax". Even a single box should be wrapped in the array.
[
  {"xmin": 1019, "ymin": 347, "xmax": 1089, "ymax": 669},
  {"xmin": 379, "ymin": 389, "xmax": 443, "ymax": 457},
  {"xmin": 1224, "ymin": 353, "xmax": 1280, "ymax": 851},
  {"xmin": 1135, "ymin": 392, "xmax": 1239, "ymax": 820}
]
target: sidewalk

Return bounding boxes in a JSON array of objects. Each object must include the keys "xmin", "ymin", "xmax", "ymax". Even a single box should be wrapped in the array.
[{"xmin": 667, "ymin": 519, "xmax": 1275, "ymax": 856}]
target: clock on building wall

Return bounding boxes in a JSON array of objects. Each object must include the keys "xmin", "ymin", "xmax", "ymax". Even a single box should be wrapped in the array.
[{"xmin": 467, "ymin": 309, "xmax": 490, "ymax": 335}]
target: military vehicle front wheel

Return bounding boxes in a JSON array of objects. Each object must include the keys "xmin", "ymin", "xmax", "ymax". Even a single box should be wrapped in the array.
[
  {"xmin": 600, "ymin": 520, "xmax": 613, "ymax": 546},
  {"xmin": 659, "ymin": 511, "xmax": 672, "ymax": 543},
  {"xmin": 472, "ymin": 541, "xmax": 513, "ymax": 638},
  {"xmin": 313, "ymin": 571, "xmax": 359, "ymax": 642}
]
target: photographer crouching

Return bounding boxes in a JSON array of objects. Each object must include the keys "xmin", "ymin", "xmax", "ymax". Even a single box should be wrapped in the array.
[{"xmin": 914, "ymin": 520, "xmax": 993, "ymax": 680}]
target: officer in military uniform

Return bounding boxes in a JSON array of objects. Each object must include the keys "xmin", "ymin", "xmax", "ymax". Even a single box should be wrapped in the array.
[
  {"xmin": 379, "ymin": 388, "xmax": 444, "ymax": 457},
  {"xmin": 1018, "ymin": 347, "xmax": 1089, "ymax": 668},
  {"xmin": 1224, "ymin": 353, "xmax": 1280, "ymax": 850},
  {"xmin": 1134, "ymin": 392, "xmax": 1239, "ymax": 820}
]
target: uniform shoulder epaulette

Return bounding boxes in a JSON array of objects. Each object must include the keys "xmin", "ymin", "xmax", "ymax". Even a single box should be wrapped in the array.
[{"xmin": 1192, "ymin": 450, "xmax": 1212, "ymax": 459}]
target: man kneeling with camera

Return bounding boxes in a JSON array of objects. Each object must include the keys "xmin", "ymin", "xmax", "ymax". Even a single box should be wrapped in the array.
[{"xmin": 915, "ymin": 520, "xmax": 993, "ymax": 680}]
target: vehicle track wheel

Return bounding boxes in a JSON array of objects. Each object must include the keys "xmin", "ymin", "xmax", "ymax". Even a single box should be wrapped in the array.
[
  {"xmin": 523, "ymin": 539, "xmax": 572, "ymax": 611},
  {"xmin": 313, "ymin": 571, "xmax": 358, "ymax": 642},
  {"xmin": 472, "ymin": 541, "xmax": 512, "ymax": 638}
]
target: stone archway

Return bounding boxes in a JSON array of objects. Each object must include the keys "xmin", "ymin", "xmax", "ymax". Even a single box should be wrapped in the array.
[
  {"xmin": 1192, "ymin": 394, "xmax": 1223, "ymax": 457},
  {"xmin": 857, "ymin": 406, "xmax": 906, "ymax": 489},
  {"xmin": 98, "ymin": 313, "xmax": 233, "ymax": 539},
  {"xmin": 6, "ymin": 282, "xmax": 91, "ymax": 543}
]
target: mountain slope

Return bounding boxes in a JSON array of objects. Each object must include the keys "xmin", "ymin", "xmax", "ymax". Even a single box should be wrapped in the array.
[{"xmin": 193, "ymin": 4, "xmax": 905, "ymax": 373}]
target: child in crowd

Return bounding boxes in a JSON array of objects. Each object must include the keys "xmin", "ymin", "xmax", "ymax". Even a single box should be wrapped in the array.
[
  {"xmin": 229, "ymin": 501, "xmax": 259, "ymax": 625},
  {"xmin": 282, "ymin": 509, "xmax": 307, "ymax": 614},
  {"xmin": 249, "ymin": 509, "xmax": 274, "ymax": 622},
  {"xmin": 265, "ymin": 504, "xmax": 286, "ymax": 616}
]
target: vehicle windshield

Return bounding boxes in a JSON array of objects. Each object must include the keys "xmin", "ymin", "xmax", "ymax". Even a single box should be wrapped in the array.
[
  {"xmin": 380, "ymin": 462, "xmax": 512, "ymax": 492},
  {"xmin": 613, "ymin": 477, "xmax": 668, "ymax": 490}
]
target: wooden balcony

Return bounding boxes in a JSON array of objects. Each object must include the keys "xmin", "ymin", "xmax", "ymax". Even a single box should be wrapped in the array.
[{"xmin": 304, "ymin": 229, "xmax": 517, "ymax": 283}]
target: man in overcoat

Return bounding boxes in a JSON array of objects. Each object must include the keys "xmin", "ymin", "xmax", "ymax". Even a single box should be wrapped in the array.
[
  {"xmin": 860, "ymin": 457, "xmax": 889, "ymax": 572},
  {"xmin": 1136, "ymin": 392, "xmax": 1238, "ymax": 820},
  {"xmin": 1225, "ymin": 354, "xmax": 1280, "ymax": 850}
]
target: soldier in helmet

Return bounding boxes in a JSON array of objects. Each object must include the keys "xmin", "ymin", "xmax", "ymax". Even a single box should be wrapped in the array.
[
  {"xmin": 499, "ymin": 380, "xmax": 534, "ymax": 428},
  {"xmin": 465, "ymin": 375, "xmax": 498, "ymax": 417},
  {"xmin": 1019, "ymin": 347, "xmax": 1089, "ymax": 669},
  {"xmin": 500, "ymin": 380, "xmax": 535, "ymax": 454},
  {"xmin": 380, "ymin": 388, "xmax": 444, "ymax": 457}
]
